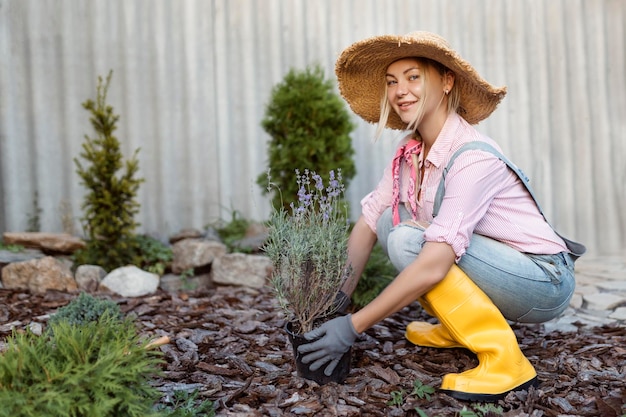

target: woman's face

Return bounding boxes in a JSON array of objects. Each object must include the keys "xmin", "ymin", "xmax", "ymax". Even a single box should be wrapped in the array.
[{"xmin": 385, "ymin": 58, "xmax": 447, "ymax": 127}]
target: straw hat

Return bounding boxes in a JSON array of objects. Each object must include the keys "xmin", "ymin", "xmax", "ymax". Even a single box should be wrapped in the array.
[{"xmin": 335, "ymin": 31, "xmax": 507, "ymax": 129}]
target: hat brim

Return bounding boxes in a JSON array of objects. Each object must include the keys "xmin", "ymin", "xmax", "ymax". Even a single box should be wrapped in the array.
[{"xmin": 335, "ymin": 31, "xmax": 507, "ymax": 129}]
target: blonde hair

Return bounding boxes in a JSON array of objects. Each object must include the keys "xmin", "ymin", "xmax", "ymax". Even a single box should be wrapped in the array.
[{"xmin": 376, "ymin": 58, "xmax": 460, "ymax": 140}]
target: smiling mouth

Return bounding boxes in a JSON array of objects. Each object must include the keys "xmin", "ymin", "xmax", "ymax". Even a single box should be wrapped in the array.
[{"xmin": 398, "ymin": 101, "xmax": 417, "ymax": 110}]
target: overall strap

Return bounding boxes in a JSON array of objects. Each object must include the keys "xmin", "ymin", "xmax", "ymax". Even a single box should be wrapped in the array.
[{"xmin": 433, "ymin": 141, "xmax": 586, "ymax": 258}]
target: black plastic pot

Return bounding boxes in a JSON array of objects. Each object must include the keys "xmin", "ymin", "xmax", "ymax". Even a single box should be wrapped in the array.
[{"xmin": 285, "ymin": 321, "xmax": 352, "ymax": 384}]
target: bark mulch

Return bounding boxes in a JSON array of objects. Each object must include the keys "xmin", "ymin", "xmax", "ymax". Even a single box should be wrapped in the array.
[{"xmin": 1, "ymin": 285, "xmax": 624, "ymax": 417}]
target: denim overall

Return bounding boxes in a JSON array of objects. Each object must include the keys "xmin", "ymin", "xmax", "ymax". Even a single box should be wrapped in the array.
[{"xmin": 377, "ymin": 141, "xmax": 586, "ymax": 323}]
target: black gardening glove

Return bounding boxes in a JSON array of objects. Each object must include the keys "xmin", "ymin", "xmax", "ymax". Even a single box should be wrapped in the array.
[
  {"xmin": 297, "ymin": 314, "xmax": 359, "ymax": 376},
  {"xmin": 333, "ymin": 290, "xmax": 352, "ymax": 314}
]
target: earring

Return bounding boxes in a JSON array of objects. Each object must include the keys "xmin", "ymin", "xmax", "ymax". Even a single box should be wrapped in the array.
[{"xmin": 444, "ymin": 89, "xmax": 449, "ymax": 95}]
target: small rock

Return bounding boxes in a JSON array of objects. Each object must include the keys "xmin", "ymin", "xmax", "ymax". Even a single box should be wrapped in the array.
[
  {"xmin": 1, "ymin": 256, "xmax": 77, "ymax": 293},
  {"xmin": 569, "ymin": 293, "xmax": 583, "ymax": 309},
  {"xmin": 0, "ymin": 248, "xmax": 45, "ymax": 266},
  {"xmin": 99, "ymin": 266, "xmax": 159, "ymax": 297},
  {"xmin": 0, "ymin": 321, "xmax": 22, "ymax": 333},
  {"xmin": 236, "ymin": 320, "xmax": 263, "ymax": 334},
  {"xmin": 75, "ymin": 264, "xmax": 107, "ymax": 292},
  {"xmin": 169, "ymin": 228, "xmax": 204, "ymax": 244},
  {"xmin": 608, "ymin": 307, "xmax": 626, "ymax": 321},
  {"xmin": 171, "ymin": 239, "xmax": 227, "ymax": 274},
  {"xmin": 160, "ymin": 273, "xmax": 184, "ymax": 292},
  {"xmin": 175, "ymin": 337, "xmax": 199, "ymax": 352},
  {"xmin": 28, "ymin": 322, "xmax": 43, "ymax": 336},
  {"xmin": 583, "ymin": 293, "xmax": 625, "ymax": 310},
  {"xmin": 211, "ymin": 253, "xmax": 272, "ymax": 289},
  {"xmin": 597, "ymin": 280, "xmax": 626, "ymax": 292},
  {"xmin": 254, "ymin": 361, "xmax": 282, "ymax": 373}
]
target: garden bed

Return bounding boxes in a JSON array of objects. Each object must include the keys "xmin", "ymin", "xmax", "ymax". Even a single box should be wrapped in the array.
[{"xmin": 1, "ymin": 285, "xmax": 624, "ymax": 416}]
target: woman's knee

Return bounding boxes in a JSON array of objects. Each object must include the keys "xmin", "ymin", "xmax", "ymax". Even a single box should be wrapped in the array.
[{"xmin": 386, "ymin": 224, "xmax": 426, "ymax": 271}]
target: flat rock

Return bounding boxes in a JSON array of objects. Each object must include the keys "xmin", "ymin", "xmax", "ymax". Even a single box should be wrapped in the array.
[{"xmin": 2, "ymin": 232, "xmax": 85, "ymax": 254}]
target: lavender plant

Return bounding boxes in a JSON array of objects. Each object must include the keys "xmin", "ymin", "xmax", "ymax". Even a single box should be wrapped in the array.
[{"xmin": 264, "ymin": 169, "xmax": 352, "ymax": 334}]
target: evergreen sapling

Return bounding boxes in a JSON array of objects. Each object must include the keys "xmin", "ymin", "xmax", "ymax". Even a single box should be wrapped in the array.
[{"xmin": 74, "ymin": 71, "xmax": 144, "ymax": 271}]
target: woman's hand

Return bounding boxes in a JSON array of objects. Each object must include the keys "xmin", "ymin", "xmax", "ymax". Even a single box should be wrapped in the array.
[{"xmin": 297, "ymin": 314, "xmax": 359, "ymax": 376}]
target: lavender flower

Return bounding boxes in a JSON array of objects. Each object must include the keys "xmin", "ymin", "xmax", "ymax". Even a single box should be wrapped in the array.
[{"xmin": 264, "ymin": 169, "xmax": 352, "ymax": 333}]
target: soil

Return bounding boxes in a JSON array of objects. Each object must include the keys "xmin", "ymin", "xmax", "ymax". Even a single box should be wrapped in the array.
[{"xmin": 1, "ymin": 285, "xmax": 624, "ymax": 417}]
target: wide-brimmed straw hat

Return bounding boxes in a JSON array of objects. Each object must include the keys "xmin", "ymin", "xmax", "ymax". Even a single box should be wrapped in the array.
[{"xmin": 335, "ymin": 31, "xmax": 507, "ymax": 129}]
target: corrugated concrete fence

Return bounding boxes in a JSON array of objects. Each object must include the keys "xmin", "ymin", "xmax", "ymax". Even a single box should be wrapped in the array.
[{"xmin": 1, "ymin": 0, "xmax": 624, "ymax": 256}]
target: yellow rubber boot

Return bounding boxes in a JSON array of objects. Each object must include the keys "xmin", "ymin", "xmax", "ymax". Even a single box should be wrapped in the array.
[
  {"xmin": 423, "ymin": 265, "xmax": 538, "ymax": 401},
  {"xmin": 405, "ymin": 297, "xmax": 462, "ymax": 348}
]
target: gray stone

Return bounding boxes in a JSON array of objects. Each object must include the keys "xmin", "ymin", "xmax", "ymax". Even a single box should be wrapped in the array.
[
  {"xmin": 75, "ymin": 264, "xmax": 107, "ymax": 292},
  {"xmin": 169, "ymin": 228, "xmax": 204, "ymax": 244},
  {"xmin": 0, "ymin": 248, "xmax": 45, "ymax": 265},
  {"xmin": 583, "ymin": 293, "xmax": 625, "ymax": 310},
  {"xmin": 211, "ymin": 253, "xmax": 272, "ymax": 289},
  {"xmin": 569, "ymin": 293, "xmax": 584, "ymax": 309},
  {"xmin": 544, "ymin": 315, "xmax": 596, "ymax": 333},
  {"xmin": 232, "ymin": 233, "xmax": 268, "ymax": 252},
  {"xmin": 100, "ymin": 266, "xmax": 159, "ymax": 297},
  {"xmin": 573, "ymin": 284, "xmax": 598, "ymax": 296},
  {"xmin": 160, "ymin": 272, "xmax": 211, "ymax": 293},
  {"xmin": 160, "ymin": 273, "xmax": 184, "ymax": 292},
  {"xmin": 28, "ymin": 322, "xmax": 43, "ymax": 336},
  {"xmin": 596, "ymin": 280, "xmax": 626, "ymax": 292},
  {"xmin": 608, "ymin": 307, "xmax": 626, "ymax": 321},
  {"xmin": 0, "ymin": 321, "xmax": 22, "ymax": 334},
  {"xmin": 1, "ymin": 256, "xmax": 77, "ymax": 293},
  {"xmin": 187, "ymin": 273, "xmax": 211, "ymax": 290},
  {"xmin": 171, "ymin": 239, "xmax": 227, "ymax": 274}
]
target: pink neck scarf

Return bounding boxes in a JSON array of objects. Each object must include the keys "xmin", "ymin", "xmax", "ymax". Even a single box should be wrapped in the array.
[{"xmin": 391, "ymin": 139, "xmax": 422, "ymax": 226}]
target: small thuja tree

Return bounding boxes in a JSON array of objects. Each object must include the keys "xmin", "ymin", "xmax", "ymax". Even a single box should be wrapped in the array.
[
  {"xmin": 257, "ymin": 65, "xmax": 357, "ymax": 210},
  {"xmin": 74, "ymin": 70, "xmax": 144, "ymax": 271}
]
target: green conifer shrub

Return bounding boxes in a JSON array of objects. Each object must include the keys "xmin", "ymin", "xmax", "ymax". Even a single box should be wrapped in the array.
[
  {"xmin": 257, "ymin": 65, "xmax": 357, "ymax": 210},
  {"xmin": 47, "ymin": 292, "xmax": 123, "ymax": 329},
  {"xmin": 0, "ymin": 315, "xmax": 164, "ymax": 417},
  {"xmin": 73, "ymin": 70, "xmax": 145, "ymax": 272}
]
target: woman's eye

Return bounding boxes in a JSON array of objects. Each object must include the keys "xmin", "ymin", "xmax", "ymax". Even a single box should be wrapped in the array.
[
  {"xmin": 409, "ymin": 74, "xmax": 420, "ymax": 81},
  {"xmin": 386, "ymin": 79, "xmax": 397, "ymax": 86}
]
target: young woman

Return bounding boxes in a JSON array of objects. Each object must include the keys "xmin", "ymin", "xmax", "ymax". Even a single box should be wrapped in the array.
[{"xmin": 297, "ymin": 31, "xmax": 585, "ymax": 401}]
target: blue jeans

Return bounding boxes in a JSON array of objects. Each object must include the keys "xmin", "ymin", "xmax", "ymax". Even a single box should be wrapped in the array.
[{"xmin": 376, "ymin": 206, "xmax": 576, "ymax": 323}]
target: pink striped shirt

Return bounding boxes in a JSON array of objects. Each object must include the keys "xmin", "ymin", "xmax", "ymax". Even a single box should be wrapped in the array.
[{"xmin": 361, "ymin": 112, "xmax": 568, "ymax": 260}]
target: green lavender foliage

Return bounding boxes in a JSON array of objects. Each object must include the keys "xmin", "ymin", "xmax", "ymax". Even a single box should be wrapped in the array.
[
  {"xmin": 47, "ymin": 292, "xmax": 123, "ymax": 329},
  {"xmin": 264, "ymin": 169, "xmax": 351, "ymax": 333},
  {"xmin": 0, "ymin": 316, "xmax": 164, "ymax": 417},
  {"xmin": 74, "ymin": 70, "xmax": 145, "ymax": 272},
  {"xmin": 257, "ymin": 65, "xmax": 356, "ymax": 211}
]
